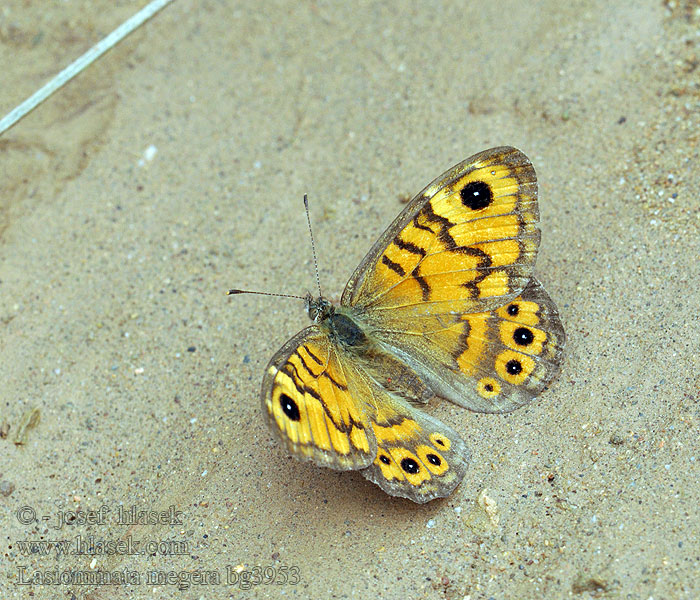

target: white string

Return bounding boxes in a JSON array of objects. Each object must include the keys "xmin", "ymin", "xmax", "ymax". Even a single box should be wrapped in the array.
[{"xmin": 0, "ymin": 0, "xmax": 174, "ymax": 136}]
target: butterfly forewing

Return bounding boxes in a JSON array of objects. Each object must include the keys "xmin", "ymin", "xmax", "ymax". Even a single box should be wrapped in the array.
[
  {"xmin": 261, "ymin": 327, "xmax": 377, "ymax": 470},
  {"xmin": 342, "ymin": 147, "xmax": 539, "ymax": 316}
]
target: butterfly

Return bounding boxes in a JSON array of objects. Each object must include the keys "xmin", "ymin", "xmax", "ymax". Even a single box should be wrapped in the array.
[{"xmin": 255, "ymin": 147, "xmax": 565, "ymax": 503}]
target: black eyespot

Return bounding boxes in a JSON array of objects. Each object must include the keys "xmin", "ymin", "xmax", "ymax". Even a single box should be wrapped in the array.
[
  {"xmin": 426, "ymin": 454, "xmax": 441, "ymax": 466},
  {"xmin": 484, "ymin": 383, "xmax": 494, "ymax": 392},
  {"xmin": 379, "ymin": 454, "xmax": 391, "ymax": 465},
  {"xmin": 513, "ymin": 327, "xmax": 534, "ymax": 346},
  {"xmin": 434, "ymin": 437, "xmax": 445, "ymax": 447},
  {"xmin": 506, "ymin": 359, "xmax": 523, "ymax": 375},
  {"xmin": 280, "ymin": 393, "xmax": 300, "ymax": 421},
  {"xmin": 400, "ymin": 458, "xmax": 420, "ymax": 474},
  {"xmin": 460, "ymin": 181, "xmax": 492, "ymax": 210},
  {"xmin": 507, "ymin": 303, "xmax": 519, "ymax": 316}
]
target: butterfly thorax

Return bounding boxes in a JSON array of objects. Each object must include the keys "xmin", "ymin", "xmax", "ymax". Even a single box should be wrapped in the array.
[{"xmin": 306, "ymin": 294, "xmax": 368, "ymax": 348}]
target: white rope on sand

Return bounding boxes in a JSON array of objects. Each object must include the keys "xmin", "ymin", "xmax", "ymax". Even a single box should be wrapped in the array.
[{"xmin": 0, "ymin": 0, "xmax": 174, "ymax": 136}]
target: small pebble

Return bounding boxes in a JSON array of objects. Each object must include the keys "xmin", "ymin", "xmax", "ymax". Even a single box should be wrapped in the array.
[
  {"xmin": 609, "ymin": 433, "xmax": 625, "ymax": 445},
  {"xmin": 0, "ymin": 480, "xmax": 15, "ymax": 496}
]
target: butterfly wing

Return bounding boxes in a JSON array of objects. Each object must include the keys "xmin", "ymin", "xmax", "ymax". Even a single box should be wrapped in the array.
[
  {"xmin": 369, "ymin": 278, "xmax": 565, "ymax": 413},
  {"xmin": 358, "ymin": 385, "xmax": 471, "ymax": 503},
  {"xmin": 261, "ymin": 146, "xmax": 562, "ymax": 500},
  {"xmin": 262, "ymin": 326, "xmax": 470, "ymax": 501},
  {"xmin": 342, "ymin": 146, "xmax": 540, "ymax": 316},
  {"xmin": 261, "ymin": 327, "xmax": 376, "ymax": 470},
  {"xmin": 342, "ymin": 147, "xmax": 565, "ymax": 413}
]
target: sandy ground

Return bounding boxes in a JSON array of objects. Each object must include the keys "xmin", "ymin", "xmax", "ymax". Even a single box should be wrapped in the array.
[{"xmin": 1, "ymin": 1, "xmax": 698, "ymax": 598}]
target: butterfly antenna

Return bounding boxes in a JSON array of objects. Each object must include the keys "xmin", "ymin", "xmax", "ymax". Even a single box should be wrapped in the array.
[
  {"xmin": 227, "ymin": 289, "xmax": 306, "ymax": 299},
  {"xmin": 304, "ymin": 194, "xmax": 323, "ymax": 298}
]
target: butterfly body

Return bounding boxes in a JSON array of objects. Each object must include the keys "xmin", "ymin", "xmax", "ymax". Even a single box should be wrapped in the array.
[
  {"xmin": 260, "ymin": 147, "xmax": 565, "ymax": 503},
  {"xmin": 309, "ymin": 295, "xmax": 435, "ymax": 403}
]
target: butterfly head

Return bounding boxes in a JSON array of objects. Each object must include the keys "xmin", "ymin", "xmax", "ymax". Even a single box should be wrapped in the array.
[{"xmin": 305, "ymin": 294, "xmax": 335, "ymax": 323}]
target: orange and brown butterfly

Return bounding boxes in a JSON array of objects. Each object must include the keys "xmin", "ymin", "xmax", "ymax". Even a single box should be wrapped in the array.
[{"xmin": 245, "ymin": 147, "xmax": 565, "ymax": 503}]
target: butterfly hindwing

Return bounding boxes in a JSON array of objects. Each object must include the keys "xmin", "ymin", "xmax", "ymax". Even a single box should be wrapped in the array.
[
  {"xmin": 360, "ymin": 391, "xmax": 470, "ymax": 504},
  {"xmin": 367, "ymin": 277, "xmax": 566, "ymax": 413}
]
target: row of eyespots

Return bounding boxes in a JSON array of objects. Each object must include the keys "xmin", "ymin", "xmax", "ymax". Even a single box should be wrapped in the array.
[
  {"xmin": 477, "ymin": 300, "xmax": 543, "ymax": 398},
  {"xmin": 375, "ymin": 432, "xmax": 451, "ymax": 479}
]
